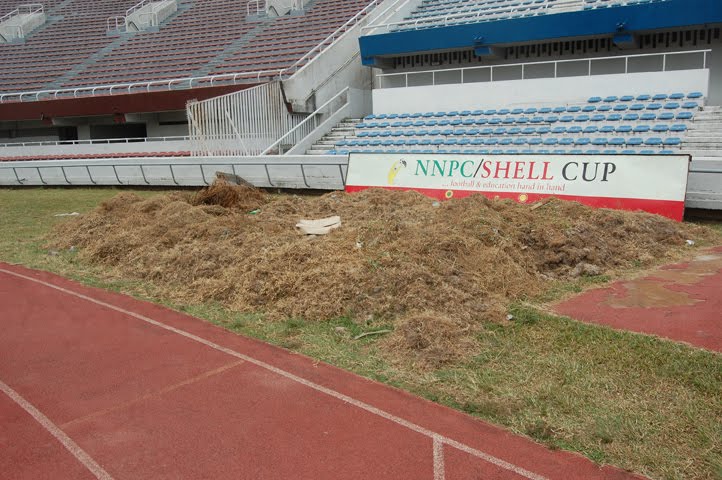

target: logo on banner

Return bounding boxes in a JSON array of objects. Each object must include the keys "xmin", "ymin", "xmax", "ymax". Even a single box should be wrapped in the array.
[{"xmin": 387, "ymin": 159, "xmax": 407, "ymax": 185}]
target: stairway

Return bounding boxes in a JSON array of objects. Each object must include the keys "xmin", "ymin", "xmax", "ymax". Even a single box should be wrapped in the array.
[
  {"xmin": 684, "ymin": 106, "xmax": 722, "ymax": 159},
  {"xmin": 305, "ymin": 118, "xmax": 359, "ymax": 154}
]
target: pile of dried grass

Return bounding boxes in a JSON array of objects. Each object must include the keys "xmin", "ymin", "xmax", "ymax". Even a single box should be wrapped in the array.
[
  {"xmin": 191, "ymin": 179, "xmax": 266, "ymax": 211},
  {"xmin": 50, "ymin": 184, "xmax": 716, "ymax": 366}
]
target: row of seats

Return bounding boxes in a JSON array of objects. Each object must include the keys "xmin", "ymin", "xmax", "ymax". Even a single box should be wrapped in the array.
[
  {"xmin": 336, "ymin": 136, "xmax": 683, "ymax": 147},
  {"xmin": 393, "ymin": 0, "xmax": 668, "ymax": 30},
  {"xmin": 323, "ymin": 92, "xmax": 702, "ymax": 156},
  {"xmin": 360, "ymin": 112, "xmax": 695, "ymax": 126},
  {"xmin": 354, "ymin": 124, "xmax": 689, "ymax": 135}
]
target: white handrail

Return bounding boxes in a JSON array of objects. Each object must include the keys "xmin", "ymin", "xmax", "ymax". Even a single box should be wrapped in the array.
[
  {"xmin": 260, "ymin": 87, "xmax": 350, "ymax": 155},
  {"xmin": 361, "ymin": 0, "xmax": 413, "ymax": 33},
  {"xmin": 0, "ymin": 135, "xmax": 190, "ymax": 148},
  {"xmin": 0, "ymin": 1, "xmax": 383, "ymax": 103},
  {"xmin": 0, "ymin": 3, "xmax": 43, "ymax": 23},
  {"xmin": 376, "ymin": 49, "xmax": 712, "ymax": 87}
]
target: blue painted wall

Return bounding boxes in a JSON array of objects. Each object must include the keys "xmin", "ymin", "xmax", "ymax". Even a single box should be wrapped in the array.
[{"xmin": 360, "ymin": 0, "xmax": 722, "ymax": 66}]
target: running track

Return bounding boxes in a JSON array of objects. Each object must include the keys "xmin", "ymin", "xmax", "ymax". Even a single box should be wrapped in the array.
[{"xmin": 0, "ymin": 264, "xmax": 643, "ymax": 480}]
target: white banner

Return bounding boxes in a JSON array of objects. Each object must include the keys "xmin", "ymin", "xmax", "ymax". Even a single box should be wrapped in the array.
[{"xmin": 346, "ymin": 153, "xmax": 690, "ymax": 220}]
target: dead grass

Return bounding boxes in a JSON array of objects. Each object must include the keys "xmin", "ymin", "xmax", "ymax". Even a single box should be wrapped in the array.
[{"xmin": 49, "ymin": 183, "xmax": 717, "ymax": 367}]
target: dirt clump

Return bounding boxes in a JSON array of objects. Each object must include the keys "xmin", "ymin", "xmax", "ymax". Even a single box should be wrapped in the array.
[{"xmin": 50, "ymin": 184, "xmax": 717, "ymax": 366}]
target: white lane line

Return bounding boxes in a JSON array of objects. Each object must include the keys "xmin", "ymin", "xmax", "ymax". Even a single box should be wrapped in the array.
[
  {"xmin": 433, "ymin": 436, "xmax": 446, "ymax": 480},
  {"xmin": 0, "ymin": 379, "xmax": 115, "ymax": 480},
  {"xmin": 0, "ymin": 268, "xmax": 548, "ymax": 480}
]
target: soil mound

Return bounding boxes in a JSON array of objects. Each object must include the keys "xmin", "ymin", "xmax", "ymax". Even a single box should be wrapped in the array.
[{"xmin": 50, "ymin": 184, "xmax": 716, "ymax": 366}]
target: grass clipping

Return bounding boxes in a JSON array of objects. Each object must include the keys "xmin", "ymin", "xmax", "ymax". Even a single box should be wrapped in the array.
[{"xmin": 51, "ymin": 182, "xmax": 716, "ymax": 366}]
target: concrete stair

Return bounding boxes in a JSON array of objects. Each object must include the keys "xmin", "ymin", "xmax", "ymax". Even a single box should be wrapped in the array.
[
  {"xmin": 305, "ymin": 118, "xmax": 359, "ymax": 154},
  {"xmin": 684, "ymin": 106, "xmax": 722, "ymax": 157}
]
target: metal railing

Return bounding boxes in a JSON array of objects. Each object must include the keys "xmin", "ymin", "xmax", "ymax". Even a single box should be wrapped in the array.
[
  {"xmin": 106, "ymin": 15, "xmax": 127, "ymax": 32},
  {"xmin": 0, "ymin": 135, "xmax": 189, "ymax": 148},
  {"xmin": 0, "ymin": 3, "xmax": 43, "ymax": 23},
  {"xmin": 376, "ymin": 49, "xmax": 712, "ymax": 88},
  {"xmin": 187, "ymin": 81, "xmax": 307, "ymax": 156},
  {"xmin": 261, "ymin": 87, "xmax": 350, "ymax": 155},
  {"xmin": 361, "ymin": 0, "xmax": 414, "ymax": 35},
  {"xmin": 246, "ymin": 0, "xmax": 264, "ymax": 16},
  {"xmin": 0, "ymin": 0, "xmax": 383, "ymax": 103}
]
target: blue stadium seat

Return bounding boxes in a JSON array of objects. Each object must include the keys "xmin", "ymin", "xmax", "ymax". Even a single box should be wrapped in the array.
[
  {"xmin": 652, "ymin": 94, "xmax": 668, "ymax": 101},
  {"xmin": 646, "ymin": 103, "xmax": 663, "ymax": 110},
  {"xmin": 626, "ymin": 138, "xmax": 643, "ymax": 146},
  {"xmin": 670, "ymin": 124, "xmax": 687, "ymax": 133},
  {"xmin": 682, "ymin": 101, "xmax": 699, "ymax": 109},
  {"xmin": 629, "ymin": 103, "xmax": 645, "ymax": 111},
  {"xmin": 619, "ymin": 95, "xmax": 635, "ymax": 102},
  {"xmin": 582, "ymin": 105, "xmax": 597, "ymax": 112},
  {"xmin": 591, "ymin": 138, "xmax": 607, "ymax": 146},
  {"xmin": 633, "ymin": 125, "xmax": 650, "ymax": 133},
  {"xmin": 663, "ymin": 137, "xmax": 682, "ymax": 146},
  {"xmin": 652, "ymin": 124, "xmax": 669, "ymax": 133},
  {"xmin": 636, "ymin": 94, "xmax": 651, "ymax": 101},
  {"xmin": 616, "ymin": 125, "xmax": 633, "ymax": 134},
  {"xmin": 645, "ymin": 137, "xmax": 663, "ymax": 146},
  {"xmin": 687, "ymin": 92, "xmax": 703, "ymax": 99},
  {"xmin": 588, "ymin": 96, "xmax": 602, "ymax": 103},
  {"xmin": 669, "ymin": 93, "xmax": 685, "ymax": 100},
  {"xmin": 604, "ymin": 96, "xmax": 618, "ymax": 103},
  {"xmin": 567, "ymin": 106, "xmax": 582, "ymax": 113},
  {"xmin": 676, "ymin": 112, "xmax": 694, "ymax": 120}
]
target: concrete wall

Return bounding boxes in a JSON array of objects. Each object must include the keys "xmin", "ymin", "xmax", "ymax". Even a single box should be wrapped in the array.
[{"xmin": 372, "ymin": 69, "xmax": 710, "ymax": 113}]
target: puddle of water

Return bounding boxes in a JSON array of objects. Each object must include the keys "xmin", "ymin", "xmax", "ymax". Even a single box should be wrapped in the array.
[{"xmin": 606, "ymin": 252, "xmax": 722, "ymax": 309}]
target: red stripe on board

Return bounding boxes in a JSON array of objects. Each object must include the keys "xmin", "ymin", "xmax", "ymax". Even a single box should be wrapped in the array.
[{"xmin": 345, "ymin": 186, "xmax": 685, "ymax": 221}]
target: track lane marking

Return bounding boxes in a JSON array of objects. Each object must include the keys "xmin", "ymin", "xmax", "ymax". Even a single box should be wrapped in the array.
[
  {"xmin": 0, "ymin": 268, "xmax": 548, "ymax": 480},
  {"xmin": 0, "ymin": 379, "xmax": 115, "ymax": 480},
  {"xmin": 61, "ymin": 360, "xmax": 244, "ymax": 429}
]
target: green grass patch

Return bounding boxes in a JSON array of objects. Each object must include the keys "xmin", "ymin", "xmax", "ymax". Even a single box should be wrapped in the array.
[{"xmin": 1, "ymin": 188, "xmax": 721, "ymax": 480}]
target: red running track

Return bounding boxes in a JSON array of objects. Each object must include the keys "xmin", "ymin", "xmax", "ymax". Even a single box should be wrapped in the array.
[
  {"xmin": 0, "ymin": 263, "xmax": 645, "ymax": 480},
  {"xmin": 555, "ymin": 247, "xmax": 722, "ymax": 352}
]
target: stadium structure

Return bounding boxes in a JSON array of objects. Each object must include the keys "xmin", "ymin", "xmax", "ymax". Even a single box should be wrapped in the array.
[{"xmin": 0, "ymin": 0, "xmax": 721, "ymax": 210}]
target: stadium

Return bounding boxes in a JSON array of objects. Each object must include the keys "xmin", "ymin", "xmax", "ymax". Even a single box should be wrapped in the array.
[{"xmin": 1, "ymin": 0, "xmax": 721, "ymax": 479}]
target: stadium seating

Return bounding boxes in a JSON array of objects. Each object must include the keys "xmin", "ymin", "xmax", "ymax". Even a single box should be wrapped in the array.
[
  {"xmin": 390, "ymin": 0, "xmax": 671, "ymax": 30},
  {"xmin": 0, "ymin": 151, "xmax": 192, "ymax": 162},
  {"xmin": 0, "ymin": 0, "xmax": 375, "ymax": 94},
  {"xmin": 321, "ymin": 92, "xmax": 701, "ymax": 155}
]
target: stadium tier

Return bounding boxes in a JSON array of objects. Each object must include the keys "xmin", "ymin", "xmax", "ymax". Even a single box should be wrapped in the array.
[
  {"xmin": 0, "ymin": 0, "xmax": 375, "ymax": 94},
  {"xmin": 314, "ymin": 92, "xmax": 702, "ymax": 155},
  {"xmin": 392, "ymin": 0, "xmax": 671, "ymax": 30}
]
